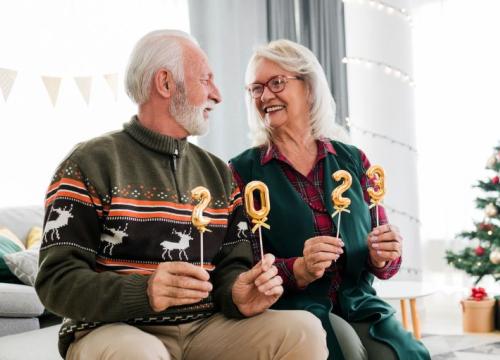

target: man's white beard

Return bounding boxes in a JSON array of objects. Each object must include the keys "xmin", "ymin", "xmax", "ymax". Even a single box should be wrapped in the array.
[{"xmin": 170, "ymin": 83, "xmax": 210, "ymax": 136}]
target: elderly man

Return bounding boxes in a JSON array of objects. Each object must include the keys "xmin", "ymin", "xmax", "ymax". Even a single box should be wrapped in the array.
[{"xmin": 35, "ymin": 30, "xmax": 327, "ymax": 360}]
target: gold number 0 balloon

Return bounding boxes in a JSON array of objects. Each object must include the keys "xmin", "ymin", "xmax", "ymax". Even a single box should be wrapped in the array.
[
  {"xmin": 332, "ymin": 170, "xmax": 352, "ymax": 209},
  {"xmin": 244, "ymin": 181, "xmax": 270, "ymax": 261},
  {"xmin": 191, "ymin": 186, "xmax": 212, "ymax": 233},
  {"xmin": 366, "ymin": 165, "xmax": 386, "ymax": 203},
  {"xmin": 244, "ymin": 181, "xmax": 271, "ymax": 225}
]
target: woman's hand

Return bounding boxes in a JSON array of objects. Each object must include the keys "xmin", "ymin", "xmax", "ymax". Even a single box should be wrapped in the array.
[
  {"xmin": 367, "ymin": 224, "xmax": 402, "ymax": 268},
  {"xmin": 294, "ymin": 236, "xmax": 344, "ymax": 288}
]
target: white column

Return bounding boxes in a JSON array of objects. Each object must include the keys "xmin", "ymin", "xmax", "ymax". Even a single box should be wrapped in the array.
[{"xmin": 343, "ymin": 0, "xmax": 421, "ymax": 280}]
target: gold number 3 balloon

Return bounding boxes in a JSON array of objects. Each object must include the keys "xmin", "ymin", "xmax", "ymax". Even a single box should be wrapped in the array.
[
  {"xmin": 191, "ymin": 186, "xmax": 212, "ymax": 233},
  {"xmin": 366, "ymin": 165, "xmax": 386, "ymax": 204}
]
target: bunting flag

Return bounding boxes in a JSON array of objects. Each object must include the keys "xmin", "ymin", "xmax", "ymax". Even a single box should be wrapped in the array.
[
  {"xmin": 0, "ymin": 68, "xmax": 18, "ymax": 101},
  {"xmin": 103, "ymin": 73, "xmax": 118, "ymax": 101},
  {"xmin": 42, "ymin": 76, "xmax": 62, "ymax": 107},
  {"xmin": 74, "ymin": 76, "xmax": 92, "ymax": 105}
]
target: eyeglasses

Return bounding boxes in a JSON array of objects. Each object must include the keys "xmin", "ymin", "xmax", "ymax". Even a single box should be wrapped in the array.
[{"xmin": 247, "ymin": 75, "xmax": 303, "ymax": 99}]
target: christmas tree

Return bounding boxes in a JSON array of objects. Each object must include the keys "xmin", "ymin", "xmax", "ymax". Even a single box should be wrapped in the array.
[{"xmin": 446, "ymin": 143, "xmax": 500, "ymax": 285}]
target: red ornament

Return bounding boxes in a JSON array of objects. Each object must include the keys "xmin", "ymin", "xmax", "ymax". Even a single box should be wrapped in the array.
[
  {"xmin": 475, "ymin": 246, "xmax": 485, "ymax": 256},
  {"xmin": 492, "ymin": 176, "xmax": 500, "ymax": 185},
  {"xmin": 478, "ymin": 223, "xmax": 494, "ymax": 231},
  {"xmin": 470, "ymin": 287, "xmax": 488, "ymax": 301}
]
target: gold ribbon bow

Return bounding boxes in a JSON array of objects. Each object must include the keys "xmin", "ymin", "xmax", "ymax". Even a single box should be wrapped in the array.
[
  {"xmin": 332, "ymin": 206, "xmax": 351, "ymax": 218},
  {"xmin": 251, "ymin": 217, "xmax": 271, "ymax": 233}
]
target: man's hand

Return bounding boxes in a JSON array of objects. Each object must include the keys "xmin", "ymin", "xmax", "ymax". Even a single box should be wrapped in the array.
[
  {"xmin": 147, "ymin": 262, "xmax": 212, "ymax": 312},
  {"xmin": 232, "ymin": 254, "xmax": 283, "ymax": 317},
  {"xmin": 367, "ymin": 224, "xmax": 402, "ymax": 268},
  {"xmin": 294, "ymin": 236, "xmax": 344, "ymax": 287}
]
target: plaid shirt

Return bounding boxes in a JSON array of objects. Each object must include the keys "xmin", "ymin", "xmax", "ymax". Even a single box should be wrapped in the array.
[{"xmin": 231, "ymin": 139, "xmax": 401, "ymax": 308}]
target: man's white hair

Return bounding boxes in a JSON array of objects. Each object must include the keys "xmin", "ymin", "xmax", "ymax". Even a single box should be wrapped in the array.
[
  {"xmin": 245, "ymin": 39, "xmax": 348, "ymax": 146},
  {"xmin": 125, "ymin": 29, "xmax": 199, "ymax": 105}
]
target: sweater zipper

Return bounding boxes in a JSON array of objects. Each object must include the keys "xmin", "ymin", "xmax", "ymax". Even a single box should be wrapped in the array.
[{"xmin": 170, "ymin": 147, "xmax": 182, "ymax": 201}]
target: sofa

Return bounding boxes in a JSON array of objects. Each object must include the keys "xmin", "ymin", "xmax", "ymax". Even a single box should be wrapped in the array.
[{"xmin": 0, "ymin": 206, "xmax": 61, "ymax": 359}]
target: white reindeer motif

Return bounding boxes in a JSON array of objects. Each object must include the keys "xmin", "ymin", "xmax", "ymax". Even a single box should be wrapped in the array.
[
  {"xmin": 161, "ymin": 228, "xmax": 193, "ymax": 260},
  {"xmin": 44, "ymin": 205, "xmax": 74, "ymax": 241},
  {"xmin": 101, "ymin": 223, "xmax": 129, "ymax": 255},
  {"xmin": 237, "ymin": 221, "xmax": 248, "ymax": 238}
]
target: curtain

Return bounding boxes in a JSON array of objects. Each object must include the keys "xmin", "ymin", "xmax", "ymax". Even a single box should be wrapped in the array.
[
  {"xmin": 267, "ymin": 0, "xmax": 349, "ymax": 126},
  {"xmin": 188, "ymin": 0, "xmax": 267, "ymax": 161}
]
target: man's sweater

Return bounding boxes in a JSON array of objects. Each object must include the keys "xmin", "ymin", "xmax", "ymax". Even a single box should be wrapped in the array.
[{"xmin": 35, "ymin": 117, "xmax": 253, "ymax": 357}]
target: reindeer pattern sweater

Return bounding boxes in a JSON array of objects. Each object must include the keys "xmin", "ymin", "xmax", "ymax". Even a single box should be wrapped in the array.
[{"xmin": 35, "ymin": 117, "xmax": 253, "ymax": 357}]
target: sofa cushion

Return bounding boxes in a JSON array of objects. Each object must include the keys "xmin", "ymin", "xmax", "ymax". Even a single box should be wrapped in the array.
[
  {"xmin": 0, "ymin": 206, "xmax": 44, "ymax": 242},
  {"xmin": 0, "ymin": 230, "xmax": 25, "ymax": 283},
  {"xmin": 0, "ymin": 325, "xmax": 62, "ymax": 359},
  {"xmin": 0, "ymin": 283, "xmax": 44, "ymax": 317},
  {"xmin": 0, "ymin": 317, "xmax": 40, "ymax": 337},
  {"xmin": 4, "ymin": 245, "xmax": 40, "ymax": 286},
  {"xmin": 26, "ymin": 226, "xmax": 43, "ymax": 249}
]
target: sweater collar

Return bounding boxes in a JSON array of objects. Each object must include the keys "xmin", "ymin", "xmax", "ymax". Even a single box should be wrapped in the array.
[{"xmin": 123, "ymin": 116, "xmax": 188, "ymax": 156}]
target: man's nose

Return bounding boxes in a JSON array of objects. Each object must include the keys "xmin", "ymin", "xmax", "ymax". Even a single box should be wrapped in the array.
[{"xmin": 210, "ymin": 83, "xmax": 222, "ymax": 104}]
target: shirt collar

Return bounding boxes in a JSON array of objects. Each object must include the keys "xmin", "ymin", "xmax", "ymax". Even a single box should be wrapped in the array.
[{"xmin": 260, "ymin": 138, "xmax": 336, "ymax": 165}]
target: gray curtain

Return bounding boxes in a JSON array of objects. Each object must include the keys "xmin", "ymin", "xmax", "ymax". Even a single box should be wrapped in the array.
[
  {"xmin": 188, "ymin": 0, "xmax": 268, "ymax": 161},
  {"xmin": 267, "ymin": 0, "xmax": 349, "ymax": 127}
]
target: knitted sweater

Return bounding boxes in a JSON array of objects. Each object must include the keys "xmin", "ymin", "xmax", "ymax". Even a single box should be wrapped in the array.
[{"xmin": 35, "ymin": 117, "xmax": 253, "ymax": 357}]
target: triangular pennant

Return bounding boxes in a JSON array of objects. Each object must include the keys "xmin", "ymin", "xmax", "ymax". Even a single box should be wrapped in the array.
[
  {"xmin": 0, "ymin": 68, "xmax": 18, "ymax": 101},
  {"xmin": 103, "ymin": 73, "xmax": 118, "ymax": 101},
  {"xmin": 42, "ymin": 76, "xmax": 62, "ymax": 107},
  {"xmin": 74, "ymin": 76, "xmax": 92, "ymax": 105}
]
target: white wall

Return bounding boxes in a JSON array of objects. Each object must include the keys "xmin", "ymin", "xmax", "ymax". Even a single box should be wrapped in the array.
[
  {"xmin": 344, "ymin": 0, "xmax": 422, "ymax": 280},
  {"xmin": 0, "ymin": 0, "xmax": 190, "ymax": 206}
]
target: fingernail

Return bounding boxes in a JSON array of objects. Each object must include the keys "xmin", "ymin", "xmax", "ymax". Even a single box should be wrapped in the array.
[
  {"xmin": 340, "ymin": 241, "xmax": 345, "ymax": 246},
  {"xmin": 370, "ymin": 236, "xmax": 378, "ymax": 242},
  {"xmin": 372, "ymin": 243, "xmax": 378, "ymax": 248},
  {"xmin": 377, "ymin": 250, "xmax": 382, "ymax": 255}
]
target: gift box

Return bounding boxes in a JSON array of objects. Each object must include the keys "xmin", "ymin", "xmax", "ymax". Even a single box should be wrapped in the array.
[{"xmin": 461, "ymin": 288, "xmax": 495, "ymax": 332}]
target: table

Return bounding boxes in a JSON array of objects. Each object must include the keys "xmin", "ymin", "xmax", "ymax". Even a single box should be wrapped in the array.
[{"xmin": 372, "ymin": 280, "xmax": 436, "ymax": 339}]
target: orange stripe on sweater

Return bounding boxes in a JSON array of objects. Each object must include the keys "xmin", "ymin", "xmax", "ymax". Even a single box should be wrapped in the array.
[
  {"xmin": 111, "ymin": 197, "xmax": 229, "ymax": 215},
  {"xmin": 45, "ymin": 190, "xmax": 93, "ymax": 207},
  {"xmin": 107, "ymin": 209, "xmax": 227, "ymax": 225},
  {"xmin": 48, "ymin": 178, "xmax": 86, "ymax": 193}
]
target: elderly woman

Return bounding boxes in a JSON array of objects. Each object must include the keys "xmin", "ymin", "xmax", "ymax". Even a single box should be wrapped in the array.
[{"xmin": 229, "ymin": 40, "xmax": 430, "ymax": 360}]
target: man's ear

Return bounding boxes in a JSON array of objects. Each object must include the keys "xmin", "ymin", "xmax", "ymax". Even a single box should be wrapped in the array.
[{"xmin": 155, "ymin": 69, "xmax": 175, "ymax": 98}]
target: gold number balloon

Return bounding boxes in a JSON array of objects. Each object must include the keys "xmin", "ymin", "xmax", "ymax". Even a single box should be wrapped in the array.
[
  {"xmin": 332, "ymin": 170, "xmax": 352, "ymax": 209},
  {"xmin": 244, "ymin": 181, "xmax": 271, "ymax": 231},
  {"xmin": 191, "ymin": 186, "xmax": 211, "ymax": 233},
  {"xmin": 331, "ymin": 170, "xmax": 352, "ymax": 239},
  {"xmin": 244, "ymin": 181, "xmax": 270, "ymax": 261},
  {"xmin": 366, "ymin": 165, "xmax": 386, "ymax": 204}
]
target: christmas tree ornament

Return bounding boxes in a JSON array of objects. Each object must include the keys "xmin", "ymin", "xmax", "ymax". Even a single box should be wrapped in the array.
[
  {"xmin": 486, "ymin": 154, "xmax": 497, "ymax": 169},
  {"xmin": 489, "ymin": 249, "xmax": 500, "ymax": 264},
  {"xmin": 485, "ymin": 203, "xmax": 498, "ymax": 217},
  {"xmin": 492, "ymin": 176, "xmax": 499, "ymax": 185},
  {"xmin": 475, "ymin": 246, "xmax": 485, "ymax": 256}
]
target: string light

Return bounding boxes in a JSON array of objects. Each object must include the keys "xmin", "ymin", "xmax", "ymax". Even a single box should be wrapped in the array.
[
  {"xmin": 342, "ymin": 57, "xmax": 415, "ymax": 86},
  {"xmin": 342, "ymin": 0, "xmax": 413, "ymax": 26},
  {"xmin": 346, "ymin": 117, "xmax": 418, "ymax": 153},
  {"xmin": 384, "ymin": 204, "xmax": 421, "ymax": 224}
]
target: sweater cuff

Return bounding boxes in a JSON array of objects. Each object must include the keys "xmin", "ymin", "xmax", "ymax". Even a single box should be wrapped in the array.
[
  {"xmin": 120, "ymin": 274, "xmax": 153, "ymax": 317},
  {"xmin": 219, "ymin": 273, "xmax": 246, "ymax": 319}
]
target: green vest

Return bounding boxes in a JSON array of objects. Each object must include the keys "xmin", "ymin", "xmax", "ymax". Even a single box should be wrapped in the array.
[{"xmin": 230, "ymin": 141, "xmax": 430, "ymax": 360}]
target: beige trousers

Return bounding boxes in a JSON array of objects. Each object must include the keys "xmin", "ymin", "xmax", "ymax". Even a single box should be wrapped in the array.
[{"xmin": 67, "ymin": 310, "xmax": 328, "ymax": 360}]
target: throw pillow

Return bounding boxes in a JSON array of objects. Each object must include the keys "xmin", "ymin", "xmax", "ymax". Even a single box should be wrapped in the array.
[
  {"xmin": 0, "ymin": 230, "xmax": 25, "ymax": 283},
  {"xmin": 4, "ymin": 244, "xmax": 40, "ymax": 286},
  {"xmin": 0, "ymin": 227, "xmax": 26, "ymax": 250},
  {"xmin": 26, "ymin": 226, "xmax": 43, "ymax": 249}
]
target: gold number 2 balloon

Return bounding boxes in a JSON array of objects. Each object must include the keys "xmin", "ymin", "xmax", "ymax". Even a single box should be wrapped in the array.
[
  {"xmin": 244, "ymin": 181, "xmax": 271, "ymax": 260},
  {"xmin": 366, "ymin": 165, "xmax": 386, "ymax": 227},
  {"xmin": 331, "ymin": 170, "xmax": 352, "ymax": 238},
  {"xmin": 191, "ymin": 186, "xmax": 212, "ymax": 268}
]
